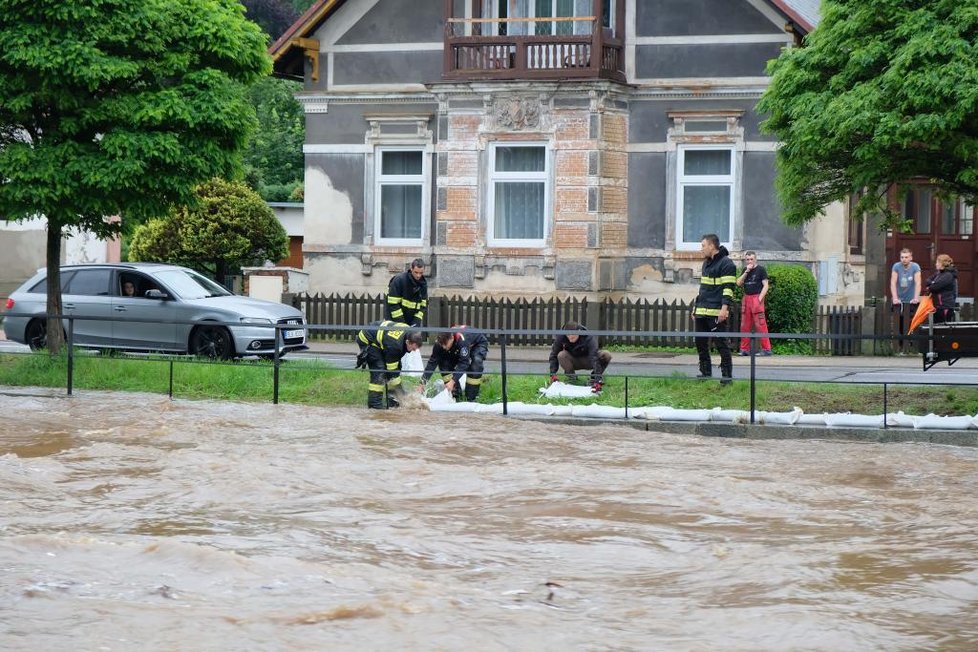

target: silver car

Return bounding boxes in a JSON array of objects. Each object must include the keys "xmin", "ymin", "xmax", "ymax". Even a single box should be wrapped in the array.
[{"xmin": 3, "ymin": 263, "xmax": 307, "ymax": 359}]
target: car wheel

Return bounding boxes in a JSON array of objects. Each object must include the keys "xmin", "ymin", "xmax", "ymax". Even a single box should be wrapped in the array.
[
  {"xmin": 191, "ymin": 326, "xmax": 235, "ymax": 360},
  {"xmin": 25, "ymin": 319, "xmax": 47, "ymax": 351}
]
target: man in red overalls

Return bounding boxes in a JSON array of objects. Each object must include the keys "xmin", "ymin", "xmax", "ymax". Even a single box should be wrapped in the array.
[{"xmin": 736, "ymin": 251, "xmax": 772, "ymax": 356}]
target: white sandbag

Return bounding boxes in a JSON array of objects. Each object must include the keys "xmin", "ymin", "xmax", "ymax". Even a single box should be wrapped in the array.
[
  {"xmin": 656, "ymin": 407, "xmax": 713, "ymax": 422},
  {"xmin": 474, "ymin": 403, "xmax": 504, "ymax": 414},
  {"xmin": 503, "ymin": 402, "xmax": 555, "ymax": 416},
  {"xmin": 426, "ymin": 388, "xmax": 456, "ymax": 407},
  {"xmin": 711, "ymin": 407, "xmax": 751, "ymax": 423},
  {"xmin": 400, "ymin": 348, "xmax": 424, "ymax": 377},
  {"xmin": 913, "ymin": 413, "xmax": 974, "ymax": 430},
  {"xmin": 758, "ymin": 408, "xmax": 803, "ymax": 425},
  {"xmin": 638, "ymin": 405, "xmax": 674, "ymax": 421},
  {"xmin": 571, "ymin": 404, "xmax": 628, "ymax": 419},
  {"xmin": 885, "ymin": 411, "xmax": 915, "ymax": 428},
  {"xmin": 823, "ymin": 412, "xmax": 884, "ymax": 428},
  {"xmin": 624, "ymin": 407, "xmax": 647, "ymax": 419},
  {"xmin": 538, "ymin": 381, "xmax": 597, "ymax": 399},
  {"xmin": 428, "ymin": 401, "xmax": 479, "ymax": 413},
  {"xmin": 796, "ymin": 413, "xmax": 827, "ymax": 426},
  {"xmin": 551, "ymin": 405, "xmax": 575, "ymax": 416}
]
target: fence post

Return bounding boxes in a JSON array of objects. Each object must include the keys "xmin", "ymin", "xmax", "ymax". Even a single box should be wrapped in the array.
[
  {"xmin": 500, "ymin": 333, "xmax": 508, "ymax": 416},
  {"xmin": 66, "ymin": 316, "xmax": 74, "ymax": 396},
  {"xmin": 428, "ymin": 295, "xmax": 444, "ymax": 332},
  {"xmin": 586, "ymin": 299, "xmax": 601, "ymax": 333},
  {"xmin": 273, "ymin": 327, "xmax": 281, "ymax": 405}
]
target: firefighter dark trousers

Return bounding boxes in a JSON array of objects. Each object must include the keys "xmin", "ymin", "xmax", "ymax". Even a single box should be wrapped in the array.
[
  {"xmin": 694, "ymin": 315, "xmax": 732, "ymax": 379},
  {"xmin": 359, "ymin": 343, "xmax": 402, "ymax": 409}
]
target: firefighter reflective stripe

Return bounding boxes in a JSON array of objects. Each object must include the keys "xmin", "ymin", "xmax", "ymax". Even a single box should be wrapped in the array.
[
  {"xmin": 466, "ymin": 376, "xmax": 482, "ymax": 385},
  {"xmin": 390, "ymin": 308, "xmax": 405, "ymax": 318},
  {"xmin": 694, "ymin": 306, "xmax": 722, "ymax": 316},
  {"xmin": 385, "ymin": 361, "xmax": 399, "ymax": 370},
  {"xmin": 400, "ymin": 299, "xmax": 419, "ymax": 309},
  {"xmin": 387, "ymin": 377, "xmax": 401, "ymax": 388},
  {"xmin": 368, "ymin": 383, "xmax": 385, "ymax": 392},
  {"xmin": 723, "ymin": 288, "xmax": 734, "ymax": 298},
  {"xmin": 357, "ymin": 331, "xmax": 370, "ymax": 345},
  {"xmin": 387, "ymin": 296, "xmax": 402, "ymax": 305},
  {"xmin": 700, "ymin": 275, "xmax": 738, "ymax": 286},
  {"xmin": 442, "ymin": 373, "xmax": 454, "ymax": 382},
  {"xmin": 413, "ymin": 310, "xmax": 424, "ymax": 321}
]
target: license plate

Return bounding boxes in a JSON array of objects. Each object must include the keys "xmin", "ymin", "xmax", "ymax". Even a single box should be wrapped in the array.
[{"xmin": 284, "ymin": 329, "xmax": 304, "ymax": 339}]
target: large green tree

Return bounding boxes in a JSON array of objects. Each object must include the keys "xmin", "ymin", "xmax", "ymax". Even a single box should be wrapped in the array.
[
  {"xmin": 243, "ymin": 76, "xmax": 305, "ymax": 201},
  {"xmin": 758, "ymin": 0, "xmax": 978, "ymax": 227},
  {"xmin": 0, "ymin": 0, "xmax": 270, "ymax": 352},
  {"xmin": 128, "ymin": 178, "xmax": 289, "ymax": 282}
]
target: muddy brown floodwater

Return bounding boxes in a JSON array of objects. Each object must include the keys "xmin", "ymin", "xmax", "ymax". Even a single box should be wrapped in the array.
[{"xmin": 1, "ymin": 388, "xmax": 977, "ymax": 651}]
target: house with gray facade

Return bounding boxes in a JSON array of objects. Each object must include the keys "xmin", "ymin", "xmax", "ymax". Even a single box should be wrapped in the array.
[{"xmin": 270, "ymin": 0, "xmax": 870, "ymax": 303}]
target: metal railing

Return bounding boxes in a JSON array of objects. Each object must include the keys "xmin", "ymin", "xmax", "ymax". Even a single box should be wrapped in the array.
[{"xmin": 2, "ymin": 313, "xmax": 975, "ymax": 431}]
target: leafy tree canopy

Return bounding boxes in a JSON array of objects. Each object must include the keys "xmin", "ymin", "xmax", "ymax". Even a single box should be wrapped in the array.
[
  {"xmin": 243, "ymin": 76, "xmax": 305, "ymax": 200},
  {"xmin": 758, "ymin": 0, "xmax": 978, "ymax": 227},
  {"xmin": 128, "ymin": 178, "xmax": 289, "ymax": 282},
  {"xmin": 0, "ymin": 0, "xmax": 270, "ymax": 351},
  {"xmin": 241, "ymin": 0, "xmax": 299, "ymax": 41}
]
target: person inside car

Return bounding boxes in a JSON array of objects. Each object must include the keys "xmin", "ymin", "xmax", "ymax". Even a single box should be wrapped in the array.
[{"xmin": 122, "ymin": 280, "xmax": 137, "ymax": 297}]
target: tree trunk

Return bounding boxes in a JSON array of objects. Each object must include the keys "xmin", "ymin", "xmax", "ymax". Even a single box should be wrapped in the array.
[
  {"xmin": 216, "ymin": 260, "xmax": 230, "ymax": 290},
  {"xmin": 45, "ymin": 221, "xmax": 65, "ymax": 354}
]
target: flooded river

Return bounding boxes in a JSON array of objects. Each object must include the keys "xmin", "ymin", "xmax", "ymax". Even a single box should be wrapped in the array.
[{"xmin": 1, "ymin": 389, "xmax": 977, "ymax": 651}]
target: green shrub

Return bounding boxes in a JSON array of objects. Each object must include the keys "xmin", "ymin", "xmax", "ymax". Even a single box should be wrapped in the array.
[{"xmin": 765, "ymin": 264, "xmax": 818, "ymax": 354}]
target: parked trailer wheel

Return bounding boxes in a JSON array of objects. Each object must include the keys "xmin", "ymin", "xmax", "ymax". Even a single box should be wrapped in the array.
[{"xmin": 190, "ymin": 325, "xmax": 235, "ymax": 360}]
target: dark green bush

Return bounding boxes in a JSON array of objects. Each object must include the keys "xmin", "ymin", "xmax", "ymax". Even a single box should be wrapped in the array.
[{"xmin": 765, "ymin": 263, "xmax": 818, "ymax": 353}]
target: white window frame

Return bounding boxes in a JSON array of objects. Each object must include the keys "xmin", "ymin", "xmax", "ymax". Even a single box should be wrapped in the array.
[
  {"xmin": 374, "ymin": 146, "xmax": 428, "ymax": 246},
  {"xmin": 487, "ymin": 142, "xmax": 551, "ymax": 248},
  {"xmin": 675, "ymin": 145, "xmax": 736, "ymax": 251}
]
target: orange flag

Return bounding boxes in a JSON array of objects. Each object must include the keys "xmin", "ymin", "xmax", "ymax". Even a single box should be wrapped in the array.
[{"xmin": 907, "ymin": 295, "xmax": 935, "ymax": 334}]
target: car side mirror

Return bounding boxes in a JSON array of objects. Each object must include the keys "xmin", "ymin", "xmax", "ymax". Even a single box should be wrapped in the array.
[{"xmin": 144, "ymin": 289, "xmax": 169, "ymax": 300}]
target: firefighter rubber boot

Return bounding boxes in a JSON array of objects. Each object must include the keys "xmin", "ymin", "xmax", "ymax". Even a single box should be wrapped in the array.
[
  {"xmin": 464, "ymin": 385, "xmax": 480, "ymax": 402},
  {"xmin": 367, "ymin": 390, "xmax": 386, "ymax": 410},
  {"xmin": 696, "ymin": 361, "xmax": 712, "ymax": 380},
  {"xmin": 720, "ymin": 361, "xmax": 733, "ymax": 385}
]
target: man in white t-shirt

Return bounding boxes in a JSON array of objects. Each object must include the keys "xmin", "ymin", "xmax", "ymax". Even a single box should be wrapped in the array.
[{"xmin": 889, "ymin": 248, "xmax": 921, "ymax": 354}]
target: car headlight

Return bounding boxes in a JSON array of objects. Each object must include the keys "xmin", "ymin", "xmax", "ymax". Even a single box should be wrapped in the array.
[{"xmin": 239, "ymin": 317, "xmax": 273, "ymax": 324}]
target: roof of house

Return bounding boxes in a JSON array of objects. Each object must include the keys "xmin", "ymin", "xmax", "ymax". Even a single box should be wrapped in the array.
[
  {"xmin": 772, "ymin": 0, "xmax": 821, "ymax": 32},
  {"xmin": 270, "ymin": 0, "xmax": 822, "ymax": 75}
]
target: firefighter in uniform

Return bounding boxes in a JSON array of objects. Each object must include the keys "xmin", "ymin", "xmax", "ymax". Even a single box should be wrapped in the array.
[
  {"xmin": 690, "ymin": 233, "xmax": 737, "ymax": 385},
  {"xmin": 421, "ymin": 326, "xmax": 489, "ymax": 402},
  {"xmin": 386, "ymin": 258, "xmax": 428, "ymax": 327},
  {"xmin": 356, "ymin": 320, "xmax": 424, "ymax": 409}
]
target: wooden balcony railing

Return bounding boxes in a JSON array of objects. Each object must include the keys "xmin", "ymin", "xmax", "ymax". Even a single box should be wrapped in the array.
[{"xmin": 443, "ymin": 17, "xmax": 625, "ymax": 82}]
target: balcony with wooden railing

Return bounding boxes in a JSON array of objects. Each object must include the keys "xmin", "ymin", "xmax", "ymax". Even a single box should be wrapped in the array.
[{"xmin": 443, "ymin": 4, "xmax": 625, "ymax": 82}]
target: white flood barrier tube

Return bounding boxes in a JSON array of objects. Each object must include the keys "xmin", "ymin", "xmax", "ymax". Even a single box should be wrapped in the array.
[
  {"xmin": 912, "ymin": 414, "xmax": 975, "ymax": 430},
  {"xmin": 423, "ymin": 394, "xmax": 978, "ymax": 432},
  {"xmin": 758, "ymin": 408, "xmax": 803, "ymax": 426},
  {"xmin": 823, "ymin": 413, "xmax": 885, "ymax": 428}
]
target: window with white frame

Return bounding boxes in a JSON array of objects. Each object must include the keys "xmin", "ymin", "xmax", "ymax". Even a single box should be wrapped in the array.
[
  {"xmin": 676, "ymin": 146, "xmax": 735, "ymax": 250},
  {"xmin": 488, "ymin": 143, "xmax": 549, "ymax": 246},
  {"xmin": 490, "ymin": 0, "xmax": 591, "ymax": 36},
  {"xmin": 375, "ymin": 148, "xmax": 426, "ymax": 244}
]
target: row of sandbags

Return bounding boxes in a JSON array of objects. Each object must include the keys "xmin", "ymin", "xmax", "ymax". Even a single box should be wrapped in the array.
[{"xmin": 425, "ymin": 390, "xmax": 976, "ymax": 430}]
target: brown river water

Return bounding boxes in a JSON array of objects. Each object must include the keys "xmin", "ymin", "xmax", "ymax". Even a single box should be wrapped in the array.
[{"xmin": 1, "ymin": 388, "xmax": 977, "ymax": 651}]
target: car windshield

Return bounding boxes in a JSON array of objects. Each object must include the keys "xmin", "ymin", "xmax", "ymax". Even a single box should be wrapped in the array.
[{"xmin": 154, "ymin": 269, "xmax": 233, "ymax": 300}]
